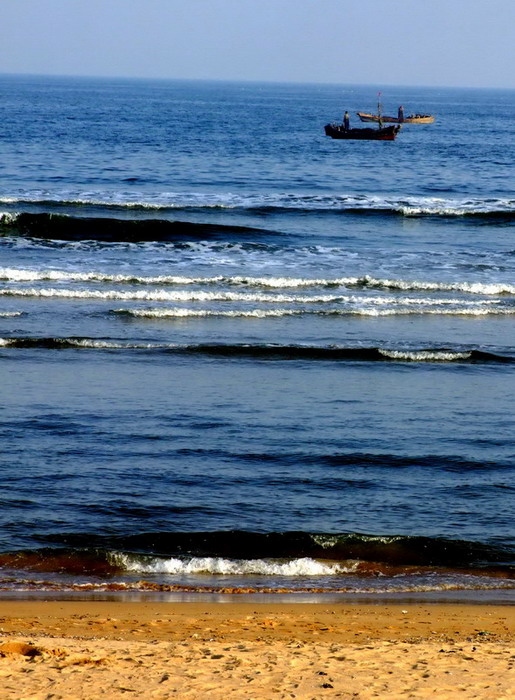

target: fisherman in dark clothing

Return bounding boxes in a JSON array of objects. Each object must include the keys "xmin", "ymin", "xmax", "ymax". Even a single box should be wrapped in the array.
[
  {"xmin": 398, "ymin": 105, "xmax": 405, "ymax": 122},
  {"xmin": 343, "ymin": 111, "xmax": 350, "ymax": 130}
]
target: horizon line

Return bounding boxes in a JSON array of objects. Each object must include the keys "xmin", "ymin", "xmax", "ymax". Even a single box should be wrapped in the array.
[{"xmin": 1, "ymin": 71, "xmax": 513, "ymax": 92}]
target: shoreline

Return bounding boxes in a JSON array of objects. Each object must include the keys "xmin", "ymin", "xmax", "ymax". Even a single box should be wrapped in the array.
[
  {"xmin": 0, "ymin": 600, "xmax": 513, "ymax": 698},
  {"xmin": 0, "ymin": 586, "xmax": 514, "ymax": 605}
]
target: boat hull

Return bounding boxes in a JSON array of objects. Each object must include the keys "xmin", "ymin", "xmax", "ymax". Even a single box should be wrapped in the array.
[
  {"xmin": 324, "ymin": 124, "xmax": 400, "ymax": 141},
  {"xmin": 357, "ymin": 112, "xmax": 435, "ymax": 124}
]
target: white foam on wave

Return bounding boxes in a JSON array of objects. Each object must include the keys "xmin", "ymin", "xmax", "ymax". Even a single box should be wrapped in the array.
[
  {"xmin": 2, "ymin": 268, "xmax": 513, "ymax": 296},
  {"xmin": 112, "ymin": 553, "xmax": 356, "ymax": 576},
  {"xmin": 380, "ymin": 349, "xmax": 472, "ymax": 362},
  {"xmin": 0, "ymin": 267, "xmax": 225, "ymax": 286},
  {"xmin": 0, "ymin": 287, "xmax": 348, "ymax": 303},
  {"xmin": 112, "ymin": 305, "xmax": 512, "ymax": 319},
  {"xmin": 0, "ymin": 212, "xmax": 18, "ymax": 224},
  {"xmin": 8, "ymin": 576, "xmax": 513, "ymax": 594},
  {"xmin": 355, "ymin": 275, "xmax": 515, "ymax": 296},
  {"xmin": 3, "ymin": 287, "xmax": 513, "ymax": 311},
  {"xmin": 219, "ymin": 275, "xmax": 515, "ymax": 295},
  {"xmin": 337, "ymin": 307, "xmax": 515, "ymax": 317},
  {"xmin": 66, "ymin": 339, "xmax": 131, "ymax": 349},
  {"xmin": 346, "ymin": 307, "xmax": 515, "ymax": 317},
  {"xmin": 2, "ymin": 192, "xmax": 514, "ymax": 214},
  {"xmin": 0, "ymin": 192, "xmax": 244, "ymax": 211},
  {"xmin": 0, "ymin": 268, "xmax": 346, "ymax": 289},
  {"xmin": 0, "ymin": 311, "xmax": 22, "ymax": 317},
  {"xmin": 114, "ymin": 308, "xmax": 304, "ymax": 319},
  {"xmin": 0, "ymin": 337, "xmax": 176, "ymax": 350},
  {"xmin": 385, "ymin": 195, "xmax": 515, "ymax": 216}
]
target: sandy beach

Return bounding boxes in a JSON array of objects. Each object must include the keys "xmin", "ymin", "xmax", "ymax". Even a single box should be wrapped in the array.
[{"xmin": 0, "ymin": 600, "xmax": 513, "ymax": 698}]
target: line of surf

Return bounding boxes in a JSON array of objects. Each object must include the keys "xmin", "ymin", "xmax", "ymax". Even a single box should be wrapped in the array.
[
  {"xmin": 2, "ymin": 268, "xmax": 514, "ymax": 295},
  {"xmin": 2, "ymin": 192, "xmax": 515, "ymax": 218},
  {"xmin": 25, "ymin": 530, "xmax": 515, "ymax": 568},
  {"xmin": 1, "ymin": 338, "xmax": 513, "ymax": 363},
  {"xmin": 113, "ymin": 306, "xmax": 514, "ymax": 318},
  {"xmin": 3, "ymin": 287, "xmax": 515, "ymax": 305}
]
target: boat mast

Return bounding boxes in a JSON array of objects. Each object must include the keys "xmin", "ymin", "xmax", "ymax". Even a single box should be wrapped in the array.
[{"xmin": 377, "ymin": 91, "xmax": 383, "ymax": 128}]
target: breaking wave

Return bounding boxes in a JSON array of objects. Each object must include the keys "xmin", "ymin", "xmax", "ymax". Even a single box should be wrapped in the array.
[
  {"xmin": 114, "ymin": 307, "xmax": 514, "ymax": 318},
  {"xmin": 1, "ymin": 531, "xmax": 512, "ymax": 594},
  {"xmin": 0, "ymin": 338, "xmax": 513, "ymax": 363},
  {"xmin": 18, "ymin": 530, "xmax": 515, "ymax": 569},
  {"xmin": 0, "ymin": 212, "xmax": 271, "ymax": 241},
  {"xmin": 111, "ymin": 554, "xmax": 351, "ymax": 577},
  {"xmin": 2, "ymin": 268, "xmax": 515, "ymax": 295},
  {"xmin": 1, "ymin": 191, "xmax": 515, "ymax": 218},
  {"xmin": 2, "ymin": 287, "xmax": 515, "ymax": 315}
]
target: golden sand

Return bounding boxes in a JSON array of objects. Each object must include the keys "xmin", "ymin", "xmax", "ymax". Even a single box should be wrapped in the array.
[{"xmin": 0, "ymin": 600, "xmax": 513, "ymax": 698}]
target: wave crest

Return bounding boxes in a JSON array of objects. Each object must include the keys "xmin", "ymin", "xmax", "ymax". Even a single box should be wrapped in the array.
[
  {"xmin": 2, "ymin": 192, "xmax": 515, "ymax": 218},
  {"xmin": 1, "ymin": 338, "xmax": 513, "ymax": 363},
  {"xmin": 2, "ymin": 267, "xmax": 514, "ymax": 296},
  {"xmin": 111, "ymin": 553, "xmax": 352, "ymax": 577}
]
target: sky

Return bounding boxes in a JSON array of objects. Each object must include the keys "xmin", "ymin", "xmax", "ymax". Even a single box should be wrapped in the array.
[{"xmin": 2, "ymin": 0, "xmax": 514, "ymax": 89}]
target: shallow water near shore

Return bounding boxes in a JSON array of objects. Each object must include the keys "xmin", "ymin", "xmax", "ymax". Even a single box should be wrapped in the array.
[{"xmin": 0, "ymin": 75, "xmax": 514, "ymax": 599}]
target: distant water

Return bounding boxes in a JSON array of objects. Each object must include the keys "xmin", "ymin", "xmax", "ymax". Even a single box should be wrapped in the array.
[{"xmin": 0, "ymin": 75, "xmax": 514, "ymax": 600}]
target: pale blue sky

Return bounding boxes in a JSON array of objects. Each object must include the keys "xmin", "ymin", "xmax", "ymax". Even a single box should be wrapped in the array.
[{"xmin": 2, "ymin": 0, "xmax": 514, "ymax": 88}]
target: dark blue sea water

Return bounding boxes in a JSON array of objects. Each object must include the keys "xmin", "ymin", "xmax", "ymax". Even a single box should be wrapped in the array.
[{"xmin": 0, "ymin": 75, "xmax": 514, "ymax": 600}]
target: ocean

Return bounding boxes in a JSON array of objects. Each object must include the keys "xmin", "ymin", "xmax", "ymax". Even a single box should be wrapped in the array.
[{"xmin": 0, "ymin": 74, "xmax": 514, "ymax": 601}]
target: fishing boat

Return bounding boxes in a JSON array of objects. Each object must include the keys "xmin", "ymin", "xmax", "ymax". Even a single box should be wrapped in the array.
[
  {"xmin": 357, "ymin": 94, "xmax": 435, "ymax": 124},
  {"xmin": 324, "ymin": 123, "xmax": 401, "ymax": 140},
  {"xmin": 357, "ymin": 112, "xmax": 435, "ymax": 124}
]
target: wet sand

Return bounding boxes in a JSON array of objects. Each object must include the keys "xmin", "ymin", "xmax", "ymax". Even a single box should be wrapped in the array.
[{"xmin": 0, "ymin": 600, "xmax": 513, "ymax": 698}]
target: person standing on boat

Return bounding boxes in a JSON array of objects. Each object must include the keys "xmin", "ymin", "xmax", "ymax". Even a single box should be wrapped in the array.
[
  {"xmin": 398, "ymin": 105, "xmax": 405, "ymax": 122},
  {"xmin": 343, "ymin": 111, "xmax": 350, "ymax": 130}
]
